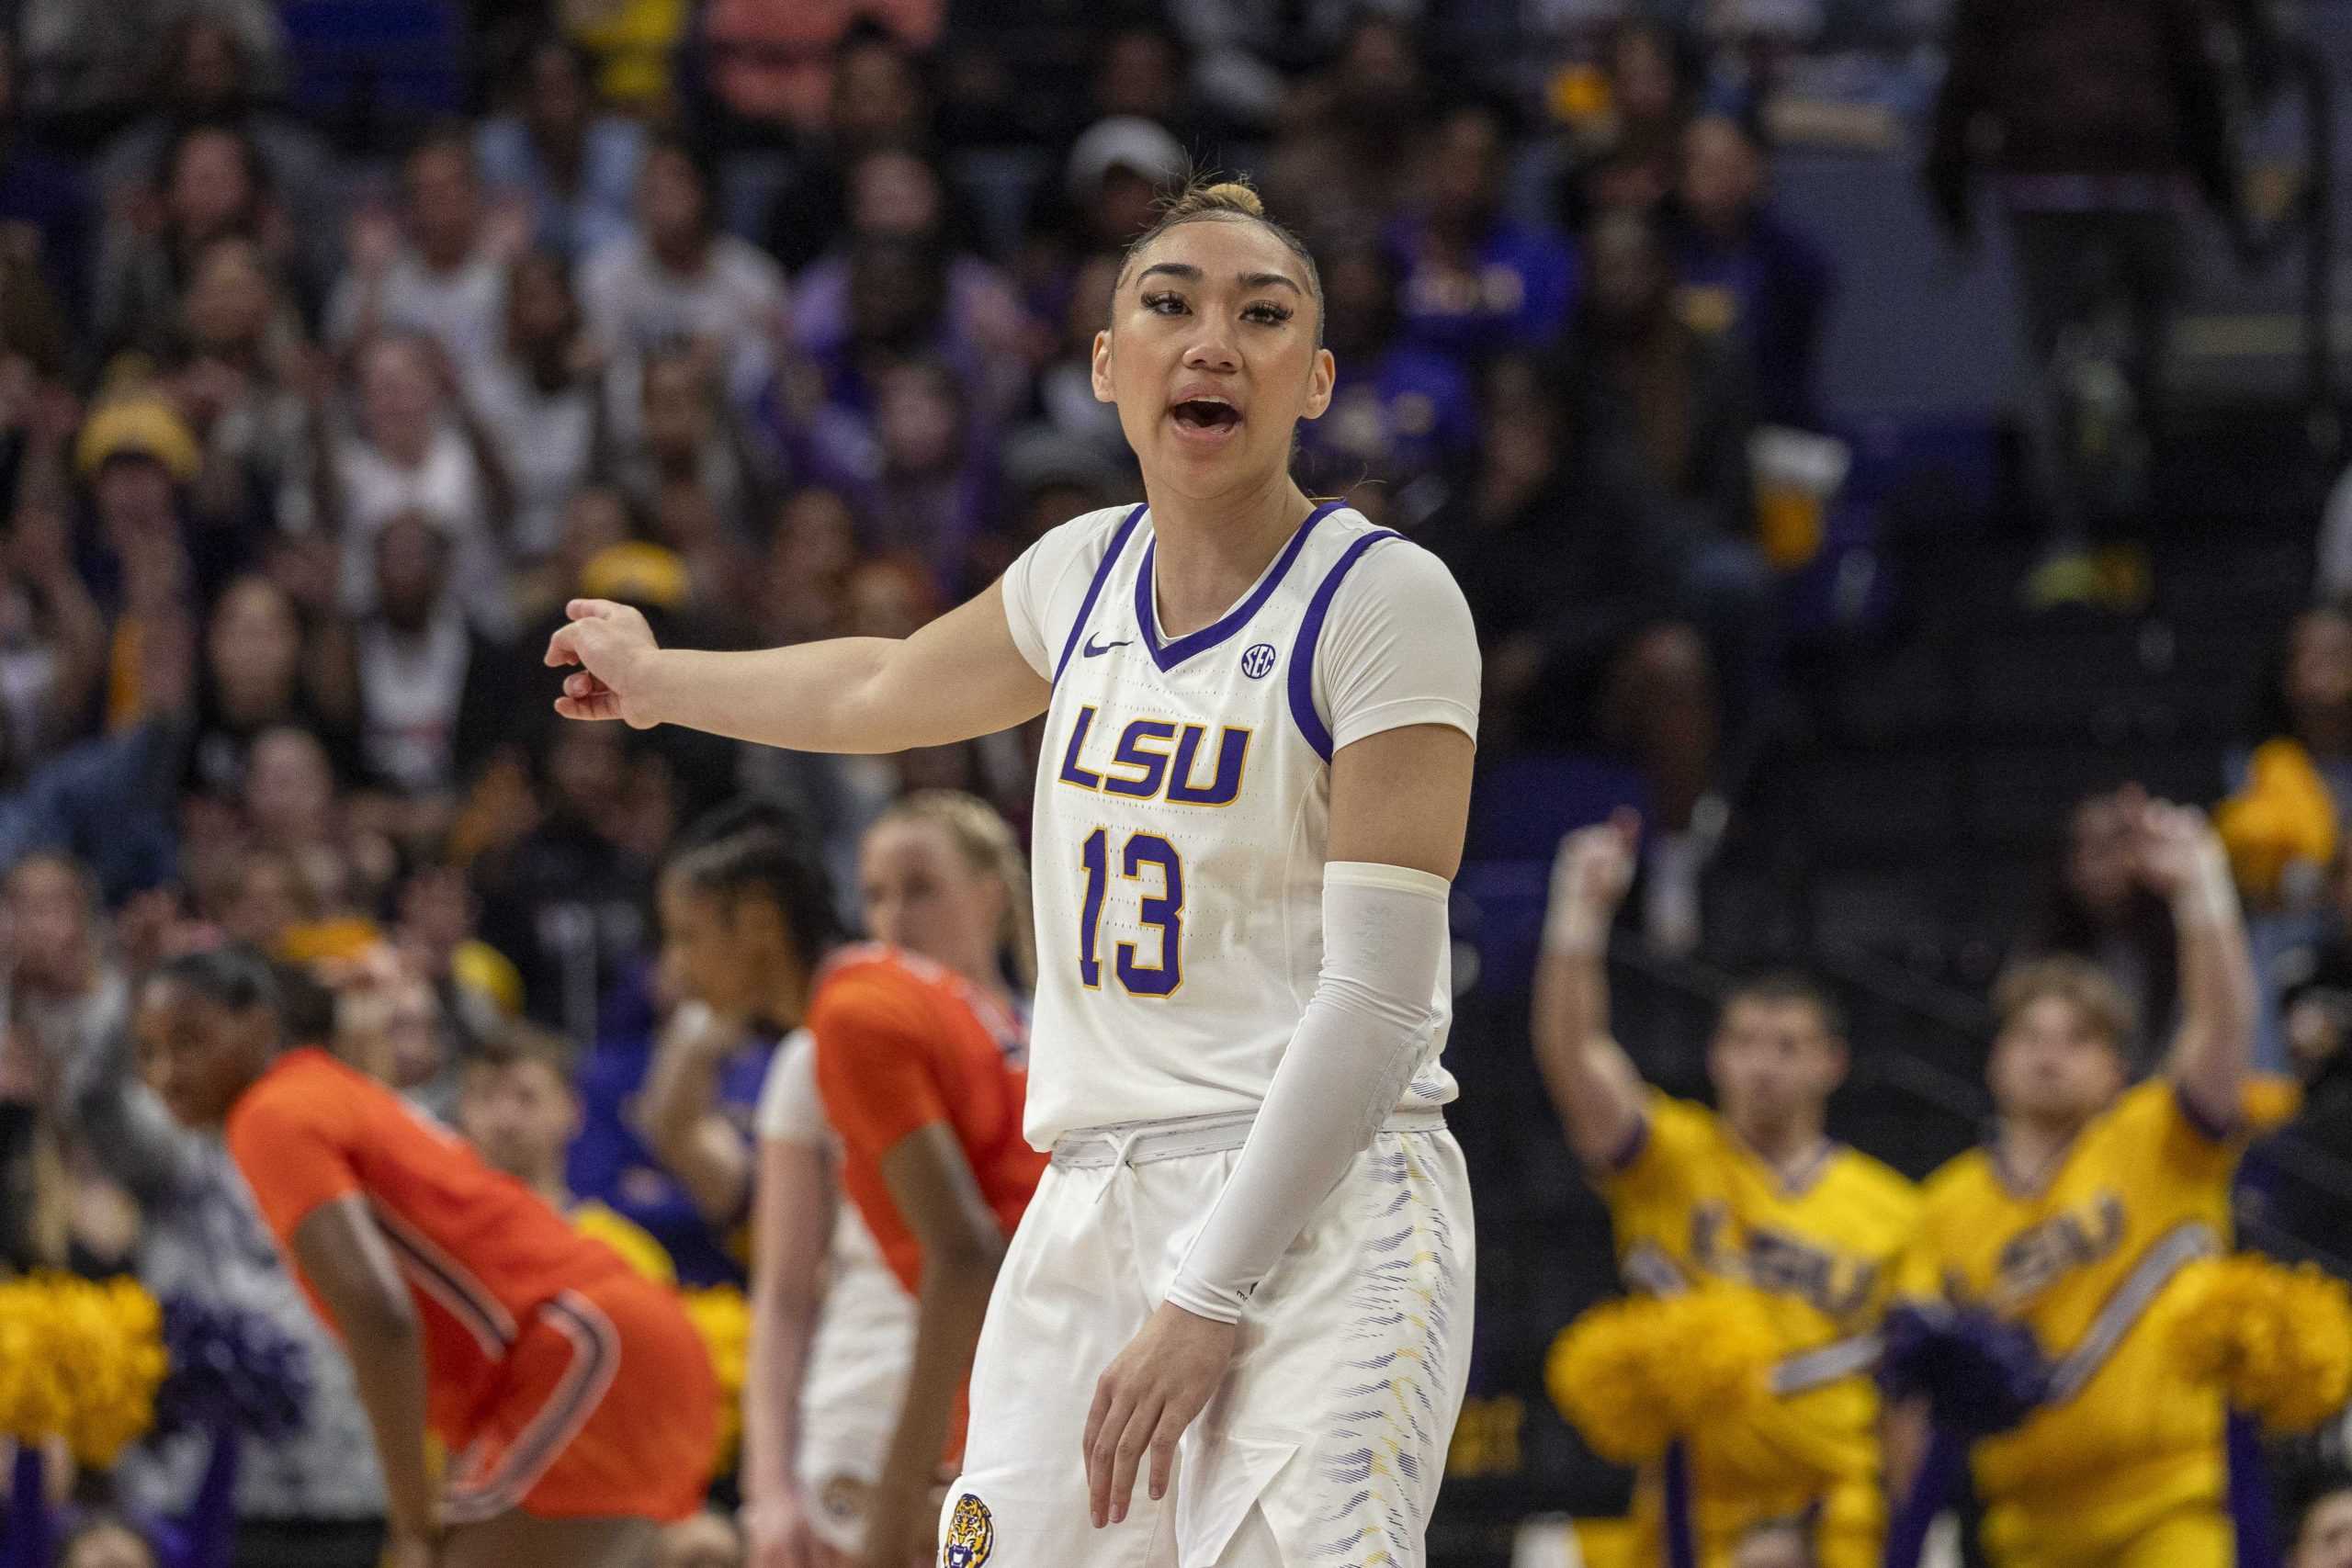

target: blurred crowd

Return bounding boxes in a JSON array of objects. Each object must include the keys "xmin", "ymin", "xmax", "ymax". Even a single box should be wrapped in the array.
[{"xmin": 0, "ymin": 1, "xmax": 2346, "ymax": 1566}]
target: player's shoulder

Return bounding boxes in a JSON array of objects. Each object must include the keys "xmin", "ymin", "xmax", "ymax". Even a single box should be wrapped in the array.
[
  {"xmin": 1006, "ymin": 502, "xmax": 1146, "ymax": 607},
  {"xmin": 1305, "ymin": 512, "xmax": 1469, "ymax": 618},
  {"xmin": 1030, "ymin": 502, "xmax": 1146, "ymax": 566},
  {"xmin": 811, "ymin": 942, "xmax": 953, "ymax": 1024},
  {"xmin": 226, "ymin": 1047, "xmax": 368, "ymax": 1147}
]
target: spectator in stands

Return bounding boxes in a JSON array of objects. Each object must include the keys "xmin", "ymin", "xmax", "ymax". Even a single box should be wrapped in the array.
[
  {"xmin": 763, "ymin": 28, "xmax": 953, "ymax": 276},
  {"xmin": 791, "ymin": 146, "xmax": 1032, "ymax": 425},
  {"xmin": 188, "ymin": 573, "xmax": 352, "ymax": 802},
  {"xmin": 1927, "ymin": 0, "xmax": 2243, "ymax": 555},
  {"xmin": 2013, "ymin": 784, "xmax": 2180, "ymax": 1048},
  {"xmin": 584, "ymin": 134, "xmax": 788, "ymax": 430},
  {"xmin": 797, "ymin": 355, "xmax": 1003, "ymax": 596},
  {"xmin": 1262, "ymin": 16, "xmax": 1430, "ymax": 240},
  {"xmin": 1089, "ymin": 20, "xmax": 1211, "ymax": 152},
  {"xmin": 478, "ymin": 37, "xmax": 646, "ymax": 265},
  {"xmin": 0, "ymin": 32, "xmax": 92, "ymax": 322},
  {"xmin": 1030, "ymin": 251, "xmax": 1130, "ymax": 470},
  {"xmin": 474, "ymin": 719, "xmax": 658, "ymax": 1046},
  {"xmin": 14, "ymin": 0, "xmax": 286, "ymax": 138},
  {"xmin": 698, "ymin": 0, "xmax": 941, "ymax": 146},
  {"xmin": 94, "ymin": 123, "xmax": 293, "ymax": 363},
  {"xmin": 1389, "ymin": 98, "xmax": 1577, "ymax": 364},
  {"xmin": 615, "ymin": 345, "xmax": 775, "ymax": 571},
  {"xmin": 79, "ymin": 390, "xmax": 210, "ymax": 712},
  {"xmin": 350, "ymin": 511, "xmax": 509, "ymax": 802},
  {"xmin": 1430, "ymin": 355, "xmax": 1769, "ymax": 949},
  {"xmin": 1567, "ymin": 208, "xmax": 1756, "ymax": 535},
  {"xmin": 300, "ymin": 333, "xmax": 514, "ymax": 639},
  {"xmin": 1, "ymin": 497, "xmax": 106, "ymax": 768},
  {"xmin": 326, "ymin": 127, "xmax": 517, "ymax": 394},
  {"xmin": 168, "ymin": 238, "xmax": 311, "ymax": 536},
  {"xmin": 1671, "ymin": 114, "xmax": 1835, "ymax": 431},
  {"xmin": 93, "ymin": 16, "xmax": 334, "ymax": 292},
  {"xmin": 1167, "ymin": 0, "xmax": 1423, "ymax": 131},
  {"xmin": 1555, "ymin": 17, "xmax": 1703, "ymax": 236},
  {"xmin": 456, "ymin": 1022, "xmax": 678, "ymax": 1283},
  {"xmin": 469, "ymin": 251, "xmax": 606, "ymax": 566},
  {"xmin": 2292, "ymin": 1471, "xmax": 2352, "ymax": 1568},
  {"xmin": 4, "ymin": 852, "xmax": 142, "ymax": 1272},
  {"xmin": 1016, "ymin": 116, "xmax": 1191, "ymax": 338},
  {"xmin": 755, "ymin": 486, "xmax": 859, "ymax": 648},
  {"xmin": 1295, "ymin": 232, "xmax": 1477, "ymax": 505},
  {"xmin": 238, "ymin": 726, "xmax": 363, "ymax": 912}
]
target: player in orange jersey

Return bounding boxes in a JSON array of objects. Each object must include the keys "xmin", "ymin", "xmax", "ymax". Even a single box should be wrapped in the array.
[
  {"xmin": 659, "ymin": 798, "xmax": 1046, "ymax": 1568},
  {"xmin": 138, "ymin": 946, "xmax": 717, "ymax": 1568}
]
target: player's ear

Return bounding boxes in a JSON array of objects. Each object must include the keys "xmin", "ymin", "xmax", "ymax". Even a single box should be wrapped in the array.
[
  {"xmin": 1091, "ymin": 329, "xmax": 1115, "ymax": 404},
  {"xmin": 1824, "ymin": 1036, "xmax": 1851, "ymax": 1093},
  {"xmin": 1302, "ymin": 345, "xmax": 1335, "ymax": 421}
]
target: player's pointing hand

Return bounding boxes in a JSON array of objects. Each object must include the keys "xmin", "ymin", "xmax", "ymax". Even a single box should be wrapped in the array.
[
  {"xmin": 546, "ymin": 598, "xmax": 662, "ymax": 728},
  {"xmin": 1084, "ymin": 1301, "xmax": 1239, "ymax": 1529}
]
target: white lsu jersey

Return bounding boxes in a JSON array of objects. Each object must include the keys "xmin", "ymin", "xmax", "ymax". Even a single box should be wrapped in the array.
[{"xmin": 1001, "ymin": 501, "xmax": 1481, "ymax": 1147}]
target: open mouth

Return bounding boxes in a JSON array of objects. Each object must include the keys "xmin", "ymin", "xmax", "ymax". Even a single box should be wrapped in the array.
[{"xmin": 1170, "ymin": 399, "xmax": 1242, "ymax": 433}]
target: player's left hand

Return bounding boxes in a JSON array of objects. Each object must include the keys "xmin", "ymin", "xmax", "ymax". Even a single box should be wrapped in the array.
[{"xmin": 1084, "ymin": 1301, "xmax": 1240, "ymax": 1529}]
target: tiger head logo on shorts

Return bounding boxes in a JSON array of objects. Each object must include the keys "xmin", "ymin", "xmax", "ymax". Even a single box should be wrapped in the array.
[{"xmin": 942, "ymin": 1493, "xmax": 993, "ymax": 1568}]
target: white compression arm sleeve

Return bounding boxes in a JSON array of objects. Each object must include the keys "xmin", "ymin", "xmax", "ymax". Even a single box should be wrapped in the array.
[{"xmin": 1165, "ymin": 861, "xmax": 1452, "ymax": 1324}]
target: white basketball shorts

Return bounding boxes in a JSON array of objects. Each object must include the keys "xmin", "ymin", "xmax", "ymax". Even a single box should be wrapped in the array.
[{"xmin": 939, "ymin": 1110, "xmax": 1474, "ymax": 1568}]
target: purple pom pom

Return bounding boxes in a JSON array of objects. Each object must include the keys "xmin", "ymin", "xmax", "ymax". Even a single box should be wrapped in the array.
[
  {"xmin": 153, "ymin": 1298, "xmax": 313, "ymax": 1444},
  {"xmin": 1878, "ymin": 1302, "xmax": 2053, "ymax": 1437}
]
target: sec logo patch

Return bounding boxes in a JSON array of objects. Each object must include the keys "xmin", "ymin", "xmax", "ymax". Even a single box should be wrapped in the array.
[
  {"xmin": 942, "ymin": 1493, "xmax": 994, "ymax": 1568},
  {"xmin": 1241, "ymin": 643, "xmax": 1278, "ymax": 679}
]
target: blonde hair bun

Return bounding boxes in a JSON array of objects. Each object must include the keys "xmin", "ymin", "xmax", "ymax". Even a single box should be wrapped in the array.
[{"xmin": 1162, "ymin": 176, "xmax": 1266, "ymax": 221}]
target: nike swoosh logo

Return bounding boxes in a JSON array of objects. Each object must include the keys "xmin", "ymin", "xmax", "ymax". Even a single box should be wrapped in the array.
[{"xmin": 1082, "ymin": 636, "xmax": 1132, "ymax": 658}]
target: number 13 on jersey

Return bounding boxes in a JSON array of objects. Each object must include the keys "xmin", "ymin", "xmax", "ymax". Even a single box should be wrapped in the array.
[{"xmin": 1078, "ymin": 829, "xmax": 1183, "ymax": 995}]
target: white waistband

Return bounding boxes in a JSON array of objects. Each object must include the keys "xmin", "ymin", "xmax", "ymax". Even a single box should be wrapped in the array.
[{"xmin": 1050, "ymin": 1107, "xmax": 1448, "ymax": 1169}]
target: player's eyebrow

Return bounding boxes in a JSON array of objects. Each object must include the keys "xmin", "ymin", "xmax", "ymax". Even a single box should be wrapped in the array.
[{"xmin": 1134, "ymin": 263, "xmax": 1303, "ymax": 296}]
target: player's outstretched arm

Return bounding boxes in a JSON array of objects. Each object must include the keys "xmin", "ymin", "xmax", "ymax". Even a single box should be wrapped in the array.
[
  {"xmin": 2143, "ymin": 800, "xmax": 2257, "ymax": 1127},
  {"xmin": 544, "ymin": 579, "xmax": 1050, "ymax": 753},
  {"xmin": 1530, "ymin": 811, "xmax": 1649, "ymax": 1168},
  {"xmin": 290, "ymin": 1195, "xmax": 439, "ymax": 1556}
]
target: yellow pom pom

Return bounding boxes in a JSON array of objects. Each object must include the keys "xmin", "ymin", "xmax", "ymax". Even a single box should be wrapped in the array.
[
  {"xmin": 0, "ymin": 1274, "xmax": 166, "ymax": 1466},
  {"xmin": 1547, "ymin": 1286, "xmax": 1779, "ymax": 1466},
  {"xmin": 684, "ymin": 1284, "xmax": 752, "ymax": 1474},
  {"xmin": 2163, "ymin": 1256, "xmax": 2352, "ymax": 1434}
]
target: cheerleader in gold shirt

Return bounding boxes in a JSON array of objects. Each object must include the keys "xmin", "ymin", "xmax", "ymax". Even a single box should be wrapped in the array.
[
  {"xmin": 1535, "ymin": 812, "xmax": 1919, "ymax": 1568},
  {"xmin": 1894, "ymin": 797, "xmax": 2261, "ymax": 1568}
]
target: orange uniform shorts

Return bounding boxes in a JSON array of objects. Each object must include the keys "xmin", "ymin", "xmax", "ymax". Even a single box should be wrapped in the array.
[{"xmin": 442, "ymin": 1272, "xmax": 717, "ymax": 1526}]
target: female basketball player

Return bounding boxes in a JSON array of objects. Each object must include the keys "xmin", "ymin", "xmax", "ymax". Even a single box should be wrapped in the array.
[
  {"xmin": 138, "ymin": 947, "xmax": 717, "ymax": 1568},
  {"xmin": 741, "ymin": 793, "xmax": 1036, "ymax": 1568},
  {"xmin": 660, "ymin": 796, "xmax": 1040, "ymax": 1567},
  {"xmin": 549, "ymin": 176, "xmax": 1480, "ymax": 1567}
]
